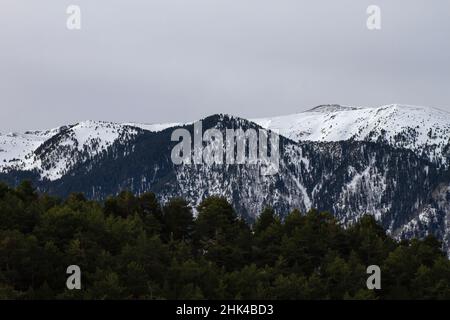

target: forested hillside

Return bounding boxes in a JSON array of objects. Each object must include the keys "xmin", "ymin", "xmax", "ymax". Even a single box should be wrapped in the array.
[
  {"xmin": 2, "ymin": 113, "xmax": 450, "ymax": 255},
  {"xmin": 0, "ymin": 181, "xmax": 449, "ymax": 300}
]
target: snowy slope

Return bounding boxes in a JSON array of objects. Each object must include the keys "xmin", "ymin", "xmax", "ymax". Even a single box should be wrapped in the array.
[
  {"xmin": 123, "ymin": 122, "xmax": 182, "ymax": 132},
  {"xmin": 252, "ymin": 104, "xmax": 450, "ymax": 164},
  {"xmin": 2, "ymin": 111, "xmax": 450, "ymax": 253},
  {"xmin": 26, "ymin": 121, "xmax": 141, "ymax": 180},
  {"xmin": 0, "ymin": 127, "xmax": 64, "ymax": 170},
  {"xmin": 1, "ymin": 103, "xmax": 450, "ymax": 181},
  {"xmin": 0, "ymin": 120, "xmax": 183, "ymax": 180}
]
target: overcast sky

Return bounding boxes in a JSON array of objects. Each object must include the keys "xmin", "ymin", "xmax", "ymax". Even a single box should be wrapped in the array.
[{"xmin": 0, "ymin": 0, "xmax": 449, "ymax": 132}]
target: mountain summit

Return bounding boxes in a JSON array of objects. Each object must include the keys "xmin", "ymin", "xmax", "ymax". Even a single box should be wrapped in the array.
[{"xmin": 253, "ymin": 104, "xmax": 450, "ymax": 165}]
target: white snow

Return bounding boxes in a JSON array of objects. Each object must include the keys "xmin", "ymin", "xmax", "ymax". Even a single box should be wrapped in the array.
[
  {"xmin": 252, "ymin": 104, "xmax": 450, "ymax": 164},
  {"xmin": 123, "ymin": 122, "xmax": 182, "ymax": 132},
  {"xmin": 1, "ymin": 103, "xmax": 449, "ymax": 181},
  {"xmin": 0, "ymin": 120, "xmax": 184, "ymax": 180},
  {"xmin": 0, "ymin": 127, "xmax": 63, "ymax": 171}
]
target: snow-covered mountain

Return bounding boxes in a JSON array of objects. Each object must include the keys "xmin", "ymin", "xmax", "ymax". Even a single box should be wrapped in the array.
[
  {"xmin": 0, "ymin": 120, "xmax": 179, "ymax": 180},
  {"xmin": 1, "ymin": 104, "xmax": 450, "ymax": 253},
  {"xmin": 2, "ymin": 104, "xmax": 449, "ymax": 180},
  {"xmin": 253, "ymin": 104, "xmax": 450, "ymax": 165},
  {"xmin": 0, "ymin": 126, "xmax": 64, "ymax": 171}
]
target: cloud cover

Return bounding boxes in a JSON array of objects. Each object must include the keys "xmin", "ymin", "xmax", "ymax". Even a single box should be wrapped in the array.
[{"xmin": 0, "ymin": 0, "xmax": 449, "ymax": 132}]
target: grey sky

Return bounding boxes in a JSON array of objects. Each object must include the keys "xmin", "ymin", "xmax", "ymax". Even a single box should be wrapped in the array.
[{"xmin": 1, "ymin": 0, "xmax": 449, "ymax": 132}]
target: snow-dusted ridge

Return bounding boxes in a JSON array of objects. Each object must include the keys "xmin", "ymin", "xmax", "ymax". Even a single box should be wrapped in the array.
[
  {"xmin": 122, "ymin": 121, "xmax": 183, "ymax": 132},
  {"xmin": 1, "ymin": 103, "xmax": 450, "ymax": 180},
  {"xmin": 0, "ymin": 120, "xmax": 184, "ymax": 180},
  {"xmin": 0, "ymin": 126, "xmax": 65, "ymax": 171},
  {"xmin": 252, "ymin": 104, "xmax": 450, "ymax": 164},
  {"xmin": 3, "ymin": 104, "xmax": 450, "ymax": 253}
]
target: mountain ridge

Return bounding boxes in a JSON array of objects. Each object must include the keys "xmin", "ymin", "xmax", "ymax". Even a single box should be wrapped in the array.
[
  {"xmin": 1, "ymin": 104, "xmax": 450, "ymax": 253},
  {"xmin": 2, "ymin": 103, "xmax": 450, "ymax": 181}
]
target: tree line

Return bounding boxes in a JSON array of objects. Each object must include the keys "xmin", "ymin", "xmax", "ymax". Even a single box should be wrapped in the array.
[{"xmin": 0, "ymin": 181, "xmax": 449, "ymax": 299}]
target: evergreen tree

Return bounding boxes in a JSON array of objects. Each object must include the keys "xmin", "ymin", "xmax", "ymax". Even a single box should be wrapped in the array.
[
  {"xmin": 162, "ymin": 198, "xmax": 194, "ymax": 242},
  {"xmin": 0, "ymin": 181, "xmax": 449, "ymax": 300}
]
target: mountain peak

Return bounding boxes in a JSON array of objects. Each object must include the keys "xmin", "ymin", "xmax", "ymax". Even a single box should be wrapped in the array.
[
  {"xmin": 306, "ymin": 104, "xmax": 362, "ymax": 113},
  {"xmin": 377, "ymin": 103, "xmax": 450, "ymax": 114},
  {"xmin": 253, "ymin": 103, "xmax": 450, "ymax": 165},
  {"xmin": 305, "ymin": 103, "xmax": 449, "ymax": 115}
]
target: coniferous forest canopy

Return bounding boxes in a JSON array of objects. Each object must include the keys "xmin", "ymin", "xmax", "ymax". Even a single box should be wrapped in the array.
[{"xmin": 1, "ymin": 181, "xmax": 450, "ymax": 300}]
